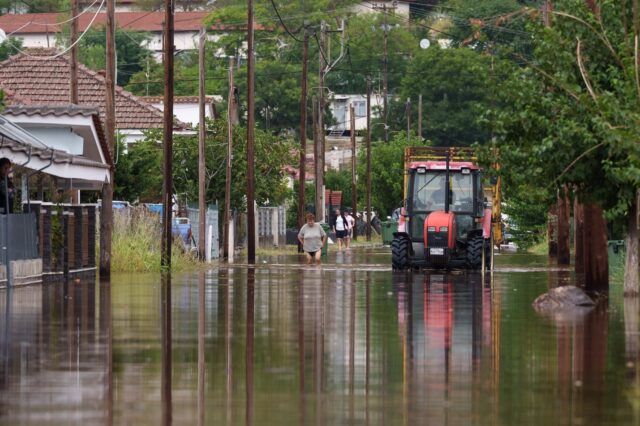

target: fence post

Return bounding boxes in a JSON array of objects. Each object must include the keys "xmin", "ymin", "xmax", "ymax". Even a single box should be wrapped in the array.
[{"xmin": 87, "ymin": 205, "xmax": 96, "ymax": 268}]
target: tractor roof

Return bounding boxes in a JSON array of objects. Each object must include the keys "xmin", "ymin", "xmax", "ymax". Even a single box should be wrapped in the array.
[{"xmin": 409, "ymin": 161, "xmax": 481, "ymax": 171}]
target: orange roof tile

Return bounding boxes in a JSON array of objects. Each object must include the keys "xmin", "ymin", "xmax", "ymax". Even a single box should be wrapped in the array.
[
  {"xmin": 0, "ymin": 11, "xmax": 267, "ymax": 34},
  {"xmin": 0, "ymin": 48, "xmax": 179, "ymax": 130}
]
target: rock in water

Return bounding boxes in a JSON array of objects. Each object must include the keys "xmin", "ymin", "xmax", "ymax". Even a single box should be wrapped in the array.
[{"xmin": 533, "ymin": 286, "xmax": 595, "ymax": 309}]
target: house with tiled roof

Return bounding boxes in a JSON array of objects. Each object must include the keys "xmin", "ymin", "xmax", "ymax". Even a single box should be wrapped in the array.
[
  {"xmin": 0, "ymin": 11, "xmax": 268, "ymax": 59},
  {"xmin": 0, "ymin": 48, "xmax": 184, "ymax": 144},
  {"xmin": 139, "ymin": 95, "xmax": 220, "ymax": 127}
]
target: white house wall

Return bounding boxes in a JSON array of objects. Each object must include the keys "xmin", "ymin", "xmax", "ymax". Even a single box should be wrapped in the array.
[{"xmin": 352, "ymin": 1, "xmax": 411, "ymax": 16}]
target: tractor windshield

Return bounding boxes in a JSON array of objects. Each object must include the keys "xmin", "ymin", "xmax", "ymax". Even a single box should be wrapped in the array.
[
  {"xmin": 412, "ymin": 171, "xmax": 447, "ymax": 211},
  {"xmin": 411, "ymin": 170, "xmax": 474, "ymax": 213},
  {"xmin": 450, "ymin": 172, "xmax": 474, "ymax": 212}
]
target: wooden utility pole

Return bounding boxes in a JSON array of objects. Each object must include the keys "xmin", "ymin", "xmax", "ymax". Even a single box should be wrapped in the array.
[
  {"xmin": 366, "ymin": 80, "xmax": 372, "ymax": 241},
  {"xmin": 406, "ymin": 97, "xmax": 411, "ymax": 140},
  {"xmin": 100, "ymin": 0, "xmax": 115, "ymax": 277},
  {"xmin": 298, "ymin": 25, "xmax": 309, "ymax": 253},
  {"xmin": 350, "ymin": 103, "xmax": 357, "ymax": 240},
  {"xmin": 317, "ymin": 21, "xmax": 327, "ymax": 223},
  {"xmin": 161, "ymin": 0, "xmax": 175, "ymax": 268},
  {"xmin": 382, "ymin": 5, "xmax": 389, "ymax": 143},
  {"xmin": 224, "ymin": 57, "xmax": 235, "ymax": 260},
  {"xmin": 312, "ymin": 95, "xmax": 318, "ymax": 218},
  {"xmin": 198, "ymin": 27, "xmax": 206, "ymax": 261},
  {"xmin": 70, "ymin": 0, "xmax": 78, "ymax": 103},
  {"xmin": 542, "ymin": 0, "xmax": 553, "ymax": 27},
  {"xmin": 418, "ymin": 94, "xmax": 422, "ymax": 141},
  {"xmin": 246, "ymin": 0, "xmax": 256, "ymax": 263}
]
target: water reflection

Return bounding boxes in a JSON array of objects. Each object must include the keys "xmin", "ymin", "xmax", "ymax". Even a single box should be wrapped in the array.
[
  {"xmin": 0, "ymin": 253, "xmax": 637, "ymax": 425},
  {"xmin": 161, "ymin": 273, "xmax": 172, "ymax": 426}
]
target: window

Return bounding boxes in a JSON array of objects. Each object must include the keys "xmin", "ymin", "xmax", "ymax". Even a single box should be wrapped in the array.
[{"xmin": 353, "ymin": 101, "xmax": 366, "ymax": 117}]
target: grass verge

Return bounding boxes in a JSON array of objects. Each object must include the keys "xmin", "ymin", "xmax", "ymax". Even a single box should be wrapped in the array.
[{"xmin": 109, "ymin": 209, "xmax": 200, "ymax": 272}]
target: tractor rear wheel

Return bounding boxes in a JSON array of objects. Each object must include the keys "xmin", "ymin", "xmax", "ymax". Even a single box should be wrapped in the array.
[
  {"xmin": 466, "ymin": 235, "xmax": 484, "ymax": 270},
  {"xmin": 391, "ymin": 237, "xmax": 410, "ymax": 270}
]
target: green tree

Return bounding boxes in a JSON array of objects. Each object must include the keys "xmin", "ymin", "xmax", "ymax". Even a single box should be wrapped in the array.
[
  {"xmin": 484, "ymin": 1, "xmax": 640, "ymax": 293},
  {"xmin": 65, "ymin": 27, "xmax": 152, "ymax": 87},
  {"xmin": 0, "ymin": 37, "xmax": 23, "ymax": 61},
  {"xmin": 116, "ymin": 120, "xmax": 296, "ymax": 212},
  {"xmin": 357, "ymin": 132, "xmax": 426, "ymax": 218},
  {"xmin": 392, "ymin": 46, "xmax": 503, "ymax": 146}
]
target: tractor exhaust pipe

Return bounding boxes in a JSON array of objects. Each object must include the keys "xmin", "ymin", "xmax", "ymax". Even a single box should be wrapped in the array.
[{"xmin": 445, "ymin": 149, "xmax": 450, "ymax": 213}]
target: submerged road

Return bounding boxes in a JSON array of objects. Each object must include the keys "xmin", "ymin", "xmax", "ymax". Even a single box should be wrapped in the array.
[{"xmin": 0, "ymin": 247, "xmax": 637, "ymax": 425}]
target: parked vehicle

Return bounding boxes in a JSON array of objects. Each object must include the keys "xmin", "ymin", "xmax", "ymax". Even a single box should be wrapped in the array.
[
  {"xmin": 172, "ymin": 217, "xmax": 195, "ymax": 250},
  {"xmin": 391, "ymin": 147, "xmax": 502, "ymax": 270}
]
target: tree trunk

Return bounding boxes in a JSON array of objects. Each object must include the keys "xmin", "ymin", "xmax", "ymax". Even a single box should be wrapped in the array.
[
  {"xmin": 548, "ymin": 204, "xmax": 558, "ymax": 257},
  {"xmin": 557, "ymin": 186, "xmax": 571, "ymax": 265},
  {"xmin": 574, "ymin": 198, "xmax": 585, "ymax": 274},
  {"xmin": 624, "ymin": 193, "xmax": 640, "ymax": 296},
  {"xmin": 583, "ymin": 203, "xmax": 608, "ymax": 292}
]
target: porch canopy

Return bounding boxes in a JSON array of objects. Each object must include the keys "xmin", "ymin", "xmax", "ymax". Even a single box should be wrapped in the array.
[{"xmin": 0, "ymin": 109, "xmax": 111, "ymax": 189}]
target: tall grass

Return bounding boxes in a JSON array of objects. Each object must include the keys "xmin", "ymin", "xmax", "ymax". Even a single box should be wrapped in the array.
[{"xmin": 109, "ymin": 208, "xmax": 199, "ymax": 272}]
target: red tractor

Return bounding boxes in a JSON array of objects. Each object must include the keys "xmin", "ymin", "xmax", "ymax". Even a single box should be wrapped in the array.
[{"xmin": 391, "ymin": 147, "xmax": 502, "ymax": 270}]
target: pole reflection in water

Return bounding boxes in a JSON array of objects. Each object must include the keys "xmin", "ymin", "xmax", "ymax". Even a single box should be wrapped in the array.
[
  {"xmin": 365, "ymin": 270, "xmax": 371, "ymax": 425},
  {"xmin": 217, "ymin": 268, "xmax": 233, "ymax": 426},
  {"xmin": 297, "ymin": 269, "xmax": 305, "ymax": 426},
  {"xmin": 624, "ymin": 297, "xmax": 640, "ymax": 422},
  {"xmin": 1, "ymin": 285, "xmax": 12, "ymax": 390},
  {"xmin": 197, "ymin": 271, "xmax": 205, "ymax": 426},
  {"xmin": 99, "ymin": 278, "xmax": 113, "ymax": 426},
  {"xmin": 161, "ymin": 273, "xmax": 172, "ymax": 426},
  {"xmin": 246, "ymin": 267, "xmax": 255, "ymax": 426},
  {"xmin": 348, "ymin": 270, "xmax": 356, "ymax": 422}
]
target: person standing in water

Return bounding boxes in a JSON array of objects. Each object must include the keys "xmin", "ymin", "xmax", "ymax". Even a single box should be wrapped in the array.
[
  {"xmin": 332, "ymin": 208, "xmax": 350, "ymax": 252},
  {"xmin": 298, "ymin": 213, "xmax": 327, "ymax": 265}
]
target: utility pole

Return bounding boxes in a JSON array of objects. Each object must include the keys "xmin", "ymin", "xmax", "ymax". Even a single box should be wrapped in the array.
[
  {"xmin": 298, "ymin": 25, "xmax": 309, "ymax": 252},
  {"xmin": 406, "ymin": 97, "xmax": 411, "ymax": 142},
  {"xmin": 161, "ymin": 0, "xmax": 175, "ymax": 268},
  {"xmin": 224, "ymin": 57, "xmax": 235, "ymax": 261},
  {"xmin": 366, "ymin": 80, "xmax": 372, "ymax": 241},
  {"xmin": 317, "ymin": 20, "xmax": 327, "ymax": 223},
  {"xmin": 542, "ymin": 0, "xmax": 553, "ymax": 27},
  {"xmin": 418, "ymin": 94, "xmax": 422, "ymax": 141},
  {"xmin": 350, "ymin": 103, "xmax": 357, "ymax": 241},
  {"xmin": 198, "ymin": 27, "xmax": 206, "ymax": 262},
  {"xmin": 383, "ymin": 4, "xmax": 389, "ymax": 143},
  {"xmin": 70, "ymin": 0, "xmax": 78, "ymax": 103},
  {"xmin": 312, "ymin": 95, "xmax": 318, "ymax": 220},
  {"xmin": 100, "ymin": 0, "xmax": 115, "ymax": 277},
  {"xmin": 246, "ymin": 0, "xmax": 256, "ymax": 263}
]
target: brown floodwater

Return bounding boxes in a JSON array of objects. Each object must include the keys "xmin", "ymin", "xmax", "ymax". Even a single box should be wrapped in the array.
[{"xmin": 1, "ymin": 247, "xmax": 639, "ymax": 425}]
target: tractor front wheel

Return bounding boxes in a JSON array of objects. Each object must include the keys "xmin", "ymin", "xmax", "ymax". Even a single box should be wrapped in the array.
[
  {"xmin": 391, "ymin": 237, "xmax": 410, "ymax": 270},
  {"xmin": 466, "ymin": 235, "xmax": 484, "ymax": 270}
]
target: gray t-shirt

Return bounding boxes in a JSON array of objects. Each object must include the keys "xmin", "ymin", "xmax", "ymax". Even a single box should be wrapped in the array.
[{"xmin": 298, "ymin": 223, "xmax": 326, "ymax": 253}]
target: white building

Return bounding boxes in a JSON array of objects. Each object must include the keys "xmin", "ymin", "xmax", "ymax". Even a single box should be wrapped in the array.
[{"xmin": 327, "ymin": 93, "xmax": 384, "ymax": 137}]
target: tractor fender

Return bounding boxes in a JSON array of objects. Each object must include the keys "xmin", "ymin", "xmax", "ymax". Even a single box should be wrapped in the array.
[
  {"xmin": 392, "ymin": 232, "xmax": 414, "ymax": 256},
  {"xmin": 482, "ymin": 208, "xmax": 492, "ymax": 239}
]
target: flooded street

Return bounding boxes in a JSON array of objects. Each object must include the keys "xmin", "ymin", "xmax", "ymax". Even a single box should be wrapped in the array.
[{"xmin": 1, "ymin": 247, "xmax": 639, "ymax": 425}]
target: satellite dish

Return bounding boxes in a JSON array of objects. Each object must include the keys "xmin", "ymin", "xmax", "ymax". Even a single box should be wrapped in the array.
[
  {"xmin": 419, "ymin": 39, "xmax": 430, "ymax": 49},
  {"xmin": 0, "ymin": 29, "xmax": 6, "ymax": 44}
]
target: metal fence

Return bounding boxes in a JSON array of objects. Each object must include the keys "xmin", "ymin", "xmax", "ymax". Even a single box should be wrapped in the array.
[
  {"xmin": 187, "ymin": 204, "xmax": 219, "ymax": 260},
  {"xmin": 0, "ymin": 213, "xmax": 38, "ymax": 265}
]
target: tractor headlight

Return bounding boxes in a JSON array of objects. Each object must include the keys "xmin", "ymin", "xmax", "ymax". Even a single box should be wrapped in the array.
[
  {"xmin": 439, "ymin": 226, "xmax": 448, "ymax": 232},
  {"xmin": 427, "ymin": 226, "xmax": 436, "ymax": 232}
]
